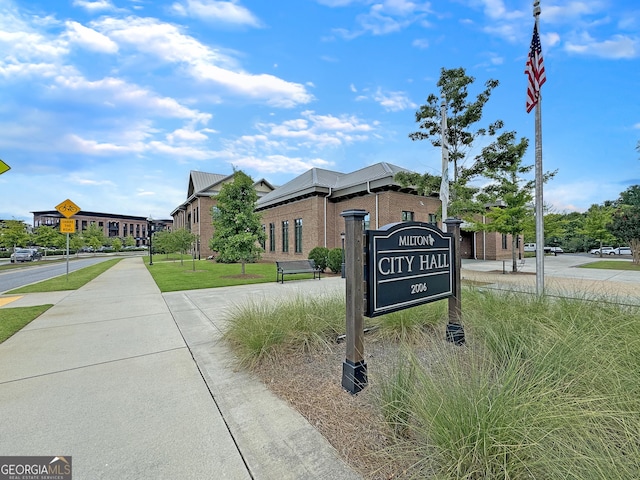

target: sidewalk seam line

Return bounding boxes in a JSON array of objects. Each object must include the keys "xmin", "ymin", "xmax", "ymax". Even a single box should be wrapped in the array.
[{"xmin": 0, "ymin": 346, "xmax": 187, "ymax": 386}]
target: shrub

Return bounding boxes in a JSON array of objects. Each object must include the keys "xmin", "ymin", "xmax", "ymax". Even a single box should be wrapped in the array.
[
  {"xmin": 327, "ymin": 248, "xmax": 343, "ymax": 273},
  {"xmin": 308, "ymin": 246, "xmax": 329, "ymax": 271}
]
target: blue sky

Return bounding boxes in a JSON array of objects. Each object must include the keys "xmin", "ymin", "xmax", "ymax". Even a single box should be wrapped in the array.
[{"xmin": 0, "ymin": 0, "xmax": 638, "ymax": 224}]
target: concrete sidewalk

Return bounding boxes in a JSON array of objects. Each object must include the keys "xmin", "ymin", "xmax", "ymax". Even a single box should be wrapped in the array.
[{"xmin": 0, "ymin": 257, "xmax": 360, "ymax": 480}]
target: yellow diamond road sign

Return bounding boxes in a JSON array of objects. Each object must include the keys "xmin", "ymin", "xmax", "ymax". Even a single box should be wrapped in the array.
[
  {"xmin": 60, "ymin": 218, "xmax": 76, "ymax": 234},
  {"xmin": 56, "ymin": 199, "xmax": 81, "ymax": 218}
]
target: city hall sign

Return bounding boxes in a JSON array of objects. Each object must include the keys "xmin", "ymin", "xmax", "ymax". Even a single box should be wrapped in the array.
[{"xmin": 365, "ymin": 222, "xmax": 455, "ymax": 317}]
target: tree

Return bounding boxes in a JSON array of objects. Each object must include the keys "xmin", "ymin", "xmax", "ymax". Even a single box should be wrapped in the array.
[
  {"xmin": 609, "ymin": 185, "xmax": 640, "ymax": 264},
  {"xmin": 33, "ymin": 225, "xmax": 64, "ymax": 256},
  {"xmin": 124, "ymin": 235, "xmax": 136, "ymax": 248},
  {"xmin": 111, "ymin": 238, "xmax": 123, "ymax": 253},
  {"xmin": 406, "ymin": 67, "xmax": 503, "ymax": 218},
  {"xmin": 581, "ymin": 204, "xmax": 615, "ymax": 257},
  {"xmin": 469, "ymin": 131, "xmax": 550, "ymax": 272},
  {"xmin": 209, "ymin": 170, "xmax": 266, "ymax": 274},
  {"xmin": 69, "ymin": 233, "xmax": 84, "ymax": 255},
  {"xmin": 0, "ymin": 220, "xmax": 29, "ymax": 249},
  {"xmin": 152, "ymin": 230, "xmax": 175, "ymax": 258},
  {"xmin": 83, "ymin": 223, "xmax": 106, "ymax": 253},
  {"xmin": 172, "ymin": 228, "xmax": 196, "ymax": 266}
]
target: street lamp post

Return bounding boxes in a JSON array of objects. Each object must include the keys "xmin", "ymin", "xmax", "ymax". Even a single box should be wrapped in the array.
[
  {"xmin": 147, "ymin": 216, "xmax": 154, "ymax": 265},
  {"xmin": 340, "ymin": 231, "xmax": 345, "ymax": 278}
]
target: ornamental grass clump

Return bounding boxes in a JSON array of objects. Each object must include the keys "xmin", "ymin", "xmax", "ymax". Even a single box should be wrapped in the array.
[
  {"xmin": 377, "ymin": 289, "xmax": 640, "ymax": 479},
  {"xmin": 223, "ymin": 293, "xmax": 345, "ymax": 367}
]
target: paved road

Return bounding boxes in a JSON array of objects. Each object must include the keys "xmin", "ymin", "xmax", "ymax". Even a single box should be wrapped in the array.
[{"xmin": 0, "ymin": 256, "xmax": 128, "ymax": 293}]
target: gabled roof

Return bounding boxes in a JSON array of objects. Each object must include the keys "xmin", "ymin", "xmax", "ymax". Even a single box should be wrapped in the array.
[
  {"xmin": 256, "ymin": 162, "xmax": 417, "ymax": 209},
  {"xmin": 187, "ymin": 171, "xmax": 228, "ymax": 197}
]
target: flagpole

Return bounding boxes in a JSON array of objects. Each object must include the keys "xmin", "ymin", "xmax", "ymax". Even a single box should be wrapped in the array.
[
  {"xmin": 533, "ymin": 1, "xmax": 544, "ymax": 296},
  {"xmin": 440, "ymin": 94, "xmax": 449, "ymax": 232}
]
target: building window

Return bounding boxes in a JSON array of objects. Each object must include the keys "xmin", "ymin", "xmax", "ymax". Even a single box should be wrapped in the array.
[
  {"xmin": 364, "ymin": 213, "xmax": 370, "ymax": 231},
  {"xmin": 282, "ymin": 220, "xmax": 289, "ymax": 252},
  {"xmin": 502, "ymin": 234, "xmax": 508, "ymax": 250},
  {"xmin": 269, "ymin": 223, "xmax": 275, "ymax": 252},
  {"xmin": 402, "ymin": 211, "xmax": 415, "ymax": 222},
  {"xmin": 260, "ymin": 225, "xmax": 266, "ymax": 249},
  {"xmin": 294, "ymin": 218, "xmax": 302, "ymax": 253},
  {"xmin": 428, "ymin": 213, "xmax": 437, "ymax": 224}
]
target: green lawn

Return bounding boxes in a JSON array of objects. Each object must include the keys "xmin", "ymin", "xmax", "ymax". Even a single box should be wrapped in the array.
[
  {"xmin": 0, "ymin": 305, "xmax": 53, "ymax": 343},
  {"xmin": 143, "ymin": 257, "xmax": 320, "ymax": 292},
  {"xmin": 579, "ymin": 260, "xmax": 640, "ymax": 271},
  {"xmin": 7, "ymin": 258, "xmax": 123, "ymax": 293}
]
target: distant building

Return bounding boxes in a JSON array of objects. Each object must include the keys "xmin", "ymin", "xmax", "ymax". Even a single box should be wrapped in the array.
[{"xmin": 31, "ymin": 210, "xmax": 173, "ymax": 246}]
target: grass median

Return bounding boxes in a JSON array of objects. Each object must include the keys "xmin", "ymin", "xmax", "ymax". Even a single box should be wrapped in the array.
[
  {"xmin": 1, "ymin": 259, "xmax": 122, "ymax": 342},
  {"xmin": 143, "ymin": 257, "xmax": 318, "ymax": 292},
  {"xmin": 0, "ymin": 305, "xmax": 53, "ymax": 343},
  {"xmin": 7, "ymin": 258, "xmax": 123, "ymax": 294},
  {"xmin": 579, "ymin": 259, "xmax": 640, "ymax": 271}
]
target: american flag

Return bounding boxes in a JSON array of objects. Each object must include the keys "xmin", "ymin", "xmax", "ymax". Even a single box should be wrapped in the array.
[{"xmin": 525, "ymin": 22, "xmax": 546, "ymax": 113}]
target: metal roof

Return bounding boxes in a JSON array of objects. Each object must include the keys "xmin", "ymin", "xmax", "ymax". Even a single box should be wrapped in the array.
[
  {"xmin": 256, "ymin": 162, "xmax": 415, "ymax": 209},
  {"xmin": 187, "ymin": 171, "xmax": 229, "ymax": 197}
]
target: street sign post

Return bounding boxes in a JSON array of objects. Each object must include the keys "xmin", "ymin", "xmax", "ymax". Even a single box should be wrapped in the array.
[{"xmin": 55, "ymin": 199, "xmax": 81, "ymax": 278}]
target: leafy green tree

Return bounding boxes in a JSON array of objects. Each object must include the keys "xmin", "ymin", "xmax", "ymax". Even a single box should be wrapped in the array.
[
  {"xmin": 609, "ymin": 185, "xmax": 640, "ymax": 264},
  {"xmin": 124, "ymin": 235, "xmax": 136, "ymax": 248},
  {"xmin": 152, "ymin": 230, "xmax": 175, "ymax": 257},
  {"xmin": 581, "ymin": 204, "xmax": 615, "ymax": 256},
  {"xmin": 84, "ymin": 223, "xmax": 106, "ymax": 253},
  {"xmin": 209, "ymin": 170, "xmax": 266, "ymax": 274},
  {"xmin": 0, "ymin": 220, "xmax": 29, "ymax": 249},
  {"xmin": 70, "ymin": 233, "xmax": 84, "ymax": 255},
  {"xmin": 405, "ymin": 67, "xmax": 503, "ymax": 219},
  {"xmin": 111, "ymin": 238, "xmax": 123, "ymax": 253},
  {"xmin": 172, "ymin": 228, "xmax": 196, "ymax": 266},
  {"xmin": 470, "ymin": 132, "xmax": 542, "ymax": 272},
  {"xmin": 34, "ymin": 225, "xmax": 64, "ymax": 257}
]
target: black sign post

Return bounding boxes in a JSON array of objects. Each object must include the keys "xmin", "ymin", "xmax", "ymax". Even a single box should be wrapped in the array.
[
  {"xmin": 444, "ymin": 218, "xmax": 464, "ymax": 345},
  {"xmin": 340, "ymin": 209, "xmax": 368, "ymax": 395}
]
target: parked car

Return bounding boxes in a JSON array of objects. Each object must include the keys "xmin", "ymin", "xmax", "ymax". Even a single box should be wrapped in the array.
[
  {"xmin": 548, "ymin": 246, "xmax": 564, "ymax": 254},
  {"xmin": 612, "ymin": 246, "xmax": 632, "ymax": 255},
  {"xmin": 589, "ymin": 246, "xmax": 614, "ymax": 255},
  {"xmin": 524, "ymin": 243, "xmax": 536, "ymax": 252},
  {"xmin": 10, "ymin": 248, "xmax": 41, "ymax": 263}
]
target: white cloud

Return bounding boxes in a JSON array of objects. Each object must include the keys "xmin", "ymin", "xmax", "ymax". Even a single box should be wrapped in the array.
[
  {"xmin": 565, "ymin": 33, "xmax": 639, "ymax": 59},
  {"xmin": 72, "ymin": 0, "xmax": 115, "ymax": 13},
  {"xmin": 543, "ymin": 2, "xmax": 604, "ymax": 25},
  {"xmin": 65, "ymin": 21, "xmax": 118, "ymax": 53},
  {"xmin": 93, "ymin": 16, "xmax": 313, "ymax": 107},
  {"xmin": 170, "ymin": 0, "xmax": 262, "ymax": 27},
  {"xmin": 53, "ymin": 75, "xmax": 212, "ymax": 123},
  {"xmin": 167, "ymin": 127, "xmax": 216, "ymax": 143},
  {"xmin": 476, "ymin": 0, "xmax": 524, "ymax": 21},
  {"xmin": 232, "ymin": 154, "xmax": 333, "ymax": 174},
  {"xmin": 373, "ymin": 88, "xmax": 416, "ymax": 112},
  {"xmin": 412, "ymin": 38, "xmax": 429, "ymax": 49}
]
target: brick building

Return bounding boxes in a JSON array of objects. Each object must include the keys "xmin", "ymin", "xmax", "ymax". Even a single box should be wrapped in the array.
[
  {"xmin": 32, "ymin": 210, "xmax": 173, "ymax": 246},
  {"xmin": 170, "ymin": 171, "xmax": 275, "ymax": 259},
  {"xmin": 171, "ymin": 162, "xmax": 522, "ymax": 262}
]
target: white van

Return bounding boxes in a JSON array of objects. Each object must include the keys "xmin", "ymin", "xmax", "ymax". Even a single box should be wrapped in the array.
[{"xmin": 524, "ymin": 243, "xmax": 536, "ymax": 252}]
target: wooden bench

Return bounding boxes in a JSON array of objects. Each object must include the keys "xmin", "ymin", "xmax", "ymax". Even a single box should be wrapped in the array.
[{"xmin": 276, "ymin": 259, "xmax": 322, "ymax": 284}]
